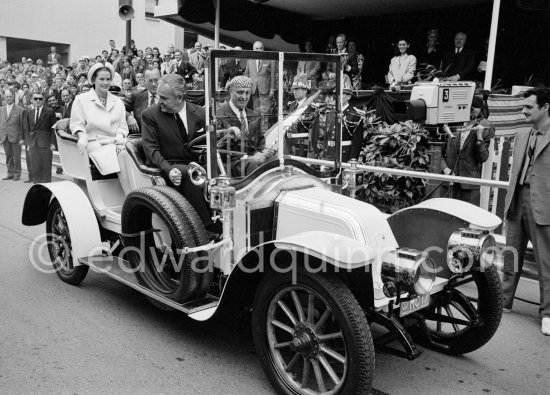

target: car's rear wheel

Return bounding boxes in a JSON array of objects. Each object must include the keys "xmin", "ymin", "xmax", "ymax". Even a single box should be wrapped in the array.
[
  {"xmin": 252, "ymin": 268, "xmax": 374, "ymax": 395},
  {"xmin": 46, "ymin": 199, "xmax": 89, "ymax": 285},
  {"xmin": 405, "ymin": 266, "xmax": 503, "ymax": 355},
  {"xmin": 121, "ymin": 188, "xmax": 205, "ymax": 303}
]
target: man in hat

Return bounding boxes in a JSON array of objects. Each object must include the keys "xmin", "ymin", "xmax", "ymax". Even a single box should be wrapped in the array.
[
  {"xmin": 285, "ymin": 73, "xmax": 315, "ymax": 157},
  {"xmin": 440, "ymin": 95, "xmax": 495, "ymax": 205},
  {"xmin": 216, "ymin": 75, "xmax": 275, "ymax": 176},
  {"xmin": 340, "ymin": 75, "xmax": 364, "ymax": 162}
]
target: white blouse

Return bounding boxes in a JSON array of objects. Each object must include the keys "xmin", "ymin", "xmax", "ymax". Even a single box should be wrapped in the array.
[{"xmin": 387, "ymin": 54, "xmax": 417, "ymax": 85}]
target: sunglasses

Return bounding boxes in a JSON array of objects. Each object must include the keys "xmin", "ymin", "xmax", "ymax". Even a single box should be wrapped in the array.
[{"xmin": 33, "ymin": 97, "xmax": 44, "ymax": 101}]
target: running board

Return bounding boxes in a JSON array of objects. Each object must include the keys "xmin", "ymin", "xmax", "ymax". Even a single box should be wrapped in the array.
[{"xmin": 79, "ymin": 256, "xmax": 219, "ymax": 315}]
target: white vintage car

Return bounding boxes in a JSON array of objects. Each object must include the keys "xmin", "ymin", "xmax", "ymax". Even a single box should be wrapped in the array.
[{"xmin": 22, "ymin": 51, "xmax": 503, "ymax": 395}]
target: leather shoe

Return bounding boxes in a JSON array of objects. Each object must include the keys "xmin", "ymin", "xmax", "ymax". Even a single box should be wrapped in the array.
[
  {"xmin": 23, "ymin": 179, "xmax": 33, "ymax": 183},
  {"xmin": 13, "ymin": 178, "xmax": 20, "ymax": 181},
  {"xmin": 542, "ymin": 317, "xmax": 550, "ymax": 336},
  {"xmin": 2, "ymin": 175, "xmax": 13, "ymax": 180}
]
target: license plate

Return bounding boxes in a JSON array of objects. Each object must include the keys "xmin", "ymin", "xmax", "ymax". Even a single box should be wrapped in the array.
[{"xmin": 399, "ymin": 294, "xmax": 430, "ymax": 317}]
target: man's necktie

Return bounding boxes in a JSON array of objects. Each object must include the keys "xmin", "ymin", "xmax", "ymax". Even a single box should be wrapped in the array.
[
  {"xmin": 256, "ymin": 59, "xmax": 260, "ymax": 72},
  {"xmin": 149, "ymin": 95, "xmax": 156, "ymax": 107},
  {"xmin": 175, "ymin": 113, "xmax": 187, "ymax": 142},
  {"xmin": 35, "ymin": 108, "xmax": 40, "ymax": 124},
  {"xmin": 520, "ymin": 130, "xmax": 537, "ymax": 185}
]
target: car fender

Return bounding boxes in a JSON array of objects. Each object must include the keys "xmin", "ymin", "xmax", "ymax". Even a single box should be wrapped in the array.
[
  {"xmin": 192, "ymin": 231, "xmax": 375, "ymax": 322},
  {"xmin": 22, "ymin": 182, "xmax": 102, "ymax": 261}
]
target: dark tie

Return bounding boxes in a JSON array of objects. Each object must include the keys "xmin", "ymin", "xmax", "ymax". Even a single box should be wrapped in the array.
[
  {"xmin": 35, "ymin": 108, "xmax": 40, "ymax": 124},
  {"xmin": 520, "ymin": 130, "xmax": 537, "ymax": 185},
  {"xmin": 175, "ymin": 113, "xmax": 187, "ymax": 142},
  {"xmin": 149, "ymin": 95, "xmax": 156, "ymax": 107}
]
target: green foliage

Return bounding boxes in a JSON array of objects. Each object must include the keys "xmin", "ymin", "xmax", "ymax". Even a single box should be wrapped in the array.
[{"xmin": 357, "ymin": 120, "xmax": 431, "ymax": 213}]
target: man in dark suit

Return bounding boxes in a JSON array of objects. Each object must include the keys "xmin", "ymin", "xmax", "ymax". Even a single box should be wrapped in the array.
[
  {"xmin": 173, "ymin": 50, "xmax": 198, "ymax": 85},
  {"xmin": 0, "ymin": 90, "xmax": 25, "ymax": 181},
  {"xmin": 501, "ymin": 87, "xmax": 550, "ymax": 335},
  {"xmin": 60, "ymin": 88, "xmax": 73, "ymax": 119},
  {"xmin": 124, "ymin": 68, "xmax": 161, "ymax": 134},
  {"xmin": 141, "ymin": 73, "xmax": 213, "ymax": 229},
  {"xmin": 243, "ymin": 41, "xmax": 276, "ymax": 131},
  {"xmin": 440, "ymin": 96, "xmax": 495, "ymax": 205},
  {"xmin": 441, "ymin": 32, "xmax": 476, "ymax": 81},
  {"xmin": 23, "ymin": 92, "xmax": 57, "ymax": 183},
  {"xmin": 216, "ymin": 76, "xmax": 275, "ymax": 176},
  {"xmin": 219, "ymin": 47, "xmax": 245, "ymax": 90}
]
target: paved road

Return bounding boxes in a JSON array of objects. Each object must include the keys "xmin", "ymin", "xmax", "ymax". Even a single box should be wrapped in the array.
[{"xmin": 0, "ymin": 167, "xmax": 548, "ymax": 395}]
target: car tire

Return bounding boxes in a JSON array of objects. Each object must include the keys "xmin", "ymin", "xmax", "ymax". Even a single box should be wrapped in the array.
[
  {"xmin": 252, "ymin": 268, "xmax": 374, "ymax": 395},
  {"xmin": 121, "ymin": 187, "xmax": 203, "ymax": 303},
  {"xmin": 46, "ymin": 199, "xmax": 89, "ymax": 285},
  {"xmin": 152, "ymin": 185, "xmax": 213, "ymax": 300},
  {"xmin": 406, "ymin": 266, "xmax": 503, "ymax": 355}
]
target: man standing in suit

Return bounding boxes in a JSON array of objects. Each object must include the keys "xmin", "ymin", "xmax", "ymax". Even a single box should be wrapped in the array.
[
  {"xmin": 141, "ymin": 73, "xmax": 213, "ymax": 230},
  {"xmin": 216, "ymin": 76, "xmax": 275, "ymax": 176},
  {"xmin": 244, "ymin": 41, "xmax": 276, "ymax": 132},
  {"xmin": 0, "ymin": 90, "xmax": 25, "ymax": 181},
  {"xmin": 502, "ymin": 87, "xmax": 550, "ymax": 336},
  {"xmin": 47, "ymin": 46, "xmax": 62, "ymax": 66},
  {"xmin": 23, "ymin": 92, "xmax": 57, "ymax": 183},
  {"xmin": 189, "ymin": 42, "xmax": 206, "ymax": 79},
  {"xmin": 440, "ymin": 96, "xmax": 495, "ymax": 205},
  {"xmin": 173, "ymin": 50, "xmax": 198, "ymax": 85},
  {"xmin": 442, "ymin": 32, "xmax": 476, "ymax": 81},
  {"xmin": 60, "ymin": 88, "xmax": 73, "ymax": 119},
  {"xmin": 124, "ymin": 68, "xmax": 161, "ymax": 134}
]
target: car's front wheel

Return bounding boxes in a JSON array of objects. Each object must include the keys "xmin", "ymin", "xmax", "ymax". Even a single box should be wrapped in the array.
[
  {"xmin": 406, "ymin": 266, "xmax": 503, "ymax": 355},
  {"xmin": 252, "ymin": 268, "xmax": 374, "ymax": 395},
  {"xmin": 46, "ymin": 199, "xmax": 89, "ymax": 285}
]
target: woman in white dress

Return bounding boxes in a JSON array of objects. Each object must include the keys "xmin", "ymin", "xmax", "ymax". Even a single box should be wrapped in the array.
[{"xmin": 386, "ymin": 38, "xmax": 417, "ymax": 89}]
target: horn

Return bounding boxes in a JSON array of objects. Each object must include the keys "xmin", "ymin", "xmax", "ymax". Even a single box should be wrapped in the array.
[{"xmin": 187, "ymin": 162, "xmax": 207, "ymax": 186}]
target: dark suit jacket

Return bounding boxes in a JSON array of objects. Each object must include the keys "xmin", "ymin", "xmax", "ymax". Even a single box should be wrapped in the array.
[
  {"xmin": 219, "ymin": 58, "xmax": 244, "ymax": 89},
  {"xmin": 47, "ymin": 53, "xmax": 62, "ymax": 64},
  {"xmin": 123, "ymin": 89, "xmax": 149, "ymax": 131},
  {"xmin": 442, "ymin": 48, "xmax": 476, "ymax": 80},
  {"xmin": 62, "ymin": 100, "xmax": 73, "ymax": 119},
  {"xmin": 440, "ymin": 118, "xmax": 494, "ymax": 190},
  {"xmin": 216, "ymin": 103, "xmax": 265, "ymax": 154},
  {"xmin": 505, "ymin": 124, "xmax": 550, "ymax": 225},
  {"xmin": 23, "ymin": 106, "xmax": 57, "ymax": 148},
  {"xmin": 175, "ymin": 61, "xmax": 198, "ymax": 83},
  {"xmin": 141, "ymin": 102, "xmax": 206, "ymax": 178}
]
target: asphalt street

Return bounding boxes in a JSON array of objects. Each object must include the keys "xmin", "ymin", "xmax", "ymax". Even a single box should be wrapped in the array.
[{"xmin": 0, "ymin": 165, "xmax": 549, "ymax": 395}]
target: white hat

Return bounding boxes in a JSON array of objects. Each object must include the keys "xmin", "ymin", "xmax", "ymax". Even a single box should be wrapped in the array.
[{"xmin": 87, "ymin": 62, "xmax": 115, "ymax": 84}]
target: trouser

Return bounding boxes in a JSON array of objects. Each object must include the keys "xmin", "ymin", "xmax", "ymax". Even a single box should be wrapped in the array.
[
  {"xmin": 29, "ymin": 146, "xmax": 53, "ymax": 183},
  {"xmin": 502, "ymin": 185, "xmax": 550, "ymax": 318},
  {"xmin": 25, "ymin": 144, "xmax": 33, "ymax": 180},
  {"xmin": 440, "ymin": 184, "xmax": 480, "ymax": 206},
  {"xmin": 171, "ymin": 164, "xmax": 213, "ymax": 228},
  {"xmin": 250, "ymin": 91, "xmax": 271, "ymax": 133},
  {"xmin": 3, "ymin": 140, "xmax": 22, "ymax": 179}
]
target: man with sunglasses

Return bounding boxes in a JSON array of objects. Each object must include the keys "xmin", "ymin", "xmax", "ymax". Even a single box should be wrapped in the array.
[{"xmin": 23, "ymin": 92, "xmax": 56, "ymax": 183}]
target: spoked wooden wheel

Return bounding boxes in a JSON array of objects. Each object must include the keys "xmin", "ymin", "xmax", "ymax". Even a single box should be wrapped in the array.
[
  {"xmin": 252, "ymin": 269, "xmax": 374, "ymax": 395},
  {"xmin": 406, "ymin": 267, "xmax": 503, "ymax": 355},
  {"xmin": 46, "ymin": 199, "xmax": 89, "ymax": 284}
]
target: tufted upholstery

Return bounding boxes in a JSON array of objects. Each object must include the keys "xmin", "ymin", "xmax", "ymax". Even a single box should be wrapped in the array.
[{"xmin": 125, "ymin": 138, "xmax": 162, "ymax": 177}]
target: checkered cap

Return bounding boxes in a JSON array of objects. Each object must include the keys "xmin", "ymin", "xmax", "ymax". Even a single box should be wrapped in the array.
[{"xmin": 229, "ymin": 75, "xmax": 253, "ymax": 89}]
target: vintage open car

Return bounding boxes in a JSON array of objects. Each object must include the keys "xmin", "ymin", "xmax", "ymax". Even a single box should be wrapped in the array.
[{"xmin": 22, "ymin": 51, "xmax": 503, "ymax": 395}]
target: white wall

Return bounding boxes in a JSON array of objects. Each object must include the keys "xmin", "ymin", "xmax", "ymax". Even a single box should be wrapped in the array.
[{"xmin": 0, "ymin": 0, "xmax": 180, "ymax": 64}]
